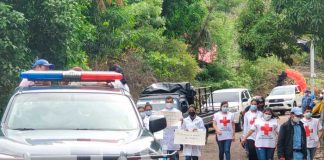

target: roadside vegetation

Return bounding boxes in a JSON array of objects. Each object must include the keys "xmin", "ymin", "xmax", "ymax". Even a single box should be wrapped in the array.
[{"xmin": 0, "ymin": 0, "xmax": 323, "ymax": 115}]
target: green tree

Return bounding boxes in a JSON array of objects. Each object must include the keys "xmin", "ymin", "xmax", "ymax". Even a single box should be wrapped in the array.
[
  {"xmin": 237, "ymin": 0, "xmax": 298, "ymax": 64},
  {"xmin": 6, "ymin": 0, "xmax": 96, "ymax": 69},
  {"xmin": 162, "ymin": 0, "xmax": 207, "ymax": 38},
  {"xmin": 0, "ymin": 2, "xmax": 31, "ymax": 114},
  {"xmin": 272, "ymin": 0, "xmax": 324, "ymax": 57}
]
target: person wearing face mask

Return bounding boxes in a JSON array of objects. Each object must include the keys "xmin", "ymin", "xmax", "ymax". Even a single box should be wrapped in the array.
[
  {"xmin": 144, "ymin": 103, "xmax": 153, "ymax": 130},
  {"xmin": 301, "ymin": 106, "xmax": 323, "ymax": 160},
  {"xmin": 137, "ymin": 106, "xmax": 146, "ymax": 120},
  {"xmin": 181, "ymin": 105, "xmax": 205, "ymax": 160},
  {"xmin": 213, "ymin": 101, "xmax": 235, "ymax": 160},
  {"xmin": 241, "ymin": 107, "xmax": 279, "ymax": 160},
  {"xmin": 277, "ymin": 107, "xmax": 307, "ymax": 160},
  {"xmin": 160, "ymin": 96, "xmax": 181, "ymax": 160},
  {"xmin": 242, "ymin": 100, "xmax": 263, "ymax": 160}
]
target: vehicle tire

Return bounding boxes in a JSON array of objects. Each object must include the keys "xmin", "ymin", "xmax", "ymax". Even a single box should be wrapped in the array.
[
  {"xmin": 235, "ymin": 115, "xmax": 243, "ymax": 132},
  {"xmin": 293, "ymin": 101, "xmax": 297, "ymax": 107},
  {"xmin": 280, "ymin": 111, "xmax": 286, "ymax": 115}
]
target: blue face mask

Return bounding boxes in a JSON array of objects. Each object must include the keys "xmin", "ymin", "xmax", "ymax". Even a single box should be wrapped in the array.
[
  {"xmin": 250, "ymin": 105, "xmax": 257, "ymax": 111},
  {"xmin": 222, "ymin": 107, "xmax": 229, "ymax": 113},
  {"xmin": 145, "ymin": 110, "xmax": 152, "ymax": 116},
  {"xmin": 305, "ymin": 112, "xmax": 312, "ymax": 119}
]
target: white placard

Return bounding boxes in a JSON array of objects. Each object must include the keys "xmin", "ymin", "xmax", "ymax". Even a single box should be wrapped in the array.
[
  {"xmin": 174, "ymin": 129, "xmax": 206, "ymax": 146},
  {"xmin": 157, "ymin": 111, "xmax": 182, "ymax": 127}
]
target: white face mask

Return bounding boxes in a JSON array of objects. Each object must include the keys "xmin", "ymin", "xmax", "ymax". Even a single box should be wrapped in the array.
[
  {"xmin": 165, "ymin": 103, "xmax": 173, "ymax": 109},
  {"xmin": 263, "ymin": 114, "xmax": 272, "ymax": 121},
  {"xmin": 293, "ymin": 116, "xmax": 301, "ymax": 123}
]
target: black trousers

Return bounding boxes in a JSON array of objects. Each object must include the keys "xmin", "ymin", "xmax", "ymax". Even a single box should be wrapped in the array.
[{"xmin": 246, "ymin": 139, "xmax": 258, "ymax": 160}]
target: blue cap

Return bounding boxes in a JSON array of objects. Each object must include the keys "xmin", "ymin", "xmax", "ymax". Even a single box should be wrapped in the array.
[
  {"xmin": 32, "ymin": 59, "xmax": 54, "ymax": 69},
  {"xmin": 291, "ymin": 107, "xmax": 303, "ymax": 115}
]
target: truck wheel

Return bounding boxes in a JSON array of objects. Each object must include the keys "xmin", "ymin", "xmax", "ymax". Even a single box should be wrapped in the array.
[{"xmin": 235, "ymin": 116, "xmax": 243, "ymax": 132}]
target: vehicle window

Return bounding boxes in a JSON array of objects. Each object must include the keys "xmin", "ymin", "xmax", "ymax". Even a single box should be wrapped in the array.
[
  {"xmin": 241, "ymin": 92, "xmax": 246, "ymax": 100},
  {"xmin": 208, "ymin": 92, "xmax": 239, "ymax": 103},
  {"xmin": 270, "ymin": 87, "xmax": 295, "ymax": 95},
  {"xmin": 295, "ymin": 87, "xmax": 300, "ymax": 93},
  {"xmin": 7, "ymin": 93, "xmax": 138, "ymax": 130},
  {"xmin": 244, "ymin": 90, "xmax": 250, "ymax": 99},
  {"xmin": 137, "ymin": 98, "xmax": 178, "ymax": 111}
]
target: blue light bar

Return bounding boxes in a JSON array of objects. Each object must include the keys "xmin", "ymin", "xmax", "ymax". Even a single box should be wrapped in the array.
[
  {"xmin": 20, "ymin": 71, "xmax": 123, "ymax": 81},
  {"xmin": 20, "ymin": 71, "xmax": 63, "ymax": 81}
]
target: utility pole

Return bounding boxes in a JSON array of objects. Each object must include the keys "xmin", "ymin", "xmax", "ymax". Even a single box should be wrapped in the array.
[{"xmin": 310, "ymin": 40, "xmax": 315, "ymax": 93}]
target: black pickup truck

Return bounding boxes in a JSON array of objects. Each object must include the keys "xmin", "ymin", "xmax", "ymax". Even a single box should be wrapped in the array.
[{"xmin": 137, "ymin": 82, "xmax": 217, "ymax": 135}]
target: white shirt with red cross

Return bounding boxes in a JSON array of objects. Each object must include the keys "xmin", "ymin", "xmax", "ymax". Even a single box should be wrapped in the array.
[
  {"xmin": 250, "ymin": 117, "xmax": 279, "ymax": 148},
  {"xmin": 301, "ymin": 118, "xmax": 323, "ymax": 148},
  {"xmin": 213, "ymin": 112, "xmax": 234, "ymax": 141},
  {"xmin": 243, "ymin": 110, "xmax": 262, "ymax": 140}
]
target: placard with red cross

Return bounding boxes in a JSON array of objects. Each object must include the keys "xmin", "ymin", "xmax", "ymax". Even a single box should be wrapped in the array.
[
  {"xmin": 220, "ymin": 116, "xmax": 231, "ymax": 127},
  {"xmin": 261, "ymin": 123, "xmax": 272, "ymax": 135}
]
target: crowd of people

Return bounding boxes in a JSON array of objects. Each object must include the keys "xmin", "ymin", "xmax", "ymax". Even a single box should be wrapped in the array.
[{"xmin": 138, "ymin": 96, "xmax": 323, "ymax": 160}]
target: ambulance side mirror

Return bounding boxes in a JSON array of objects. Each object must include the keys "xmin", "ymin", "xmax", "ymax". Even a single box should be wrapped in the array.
[{"xmin": 149, "ymin": 115, "xmax": 167, "ymax": 133}]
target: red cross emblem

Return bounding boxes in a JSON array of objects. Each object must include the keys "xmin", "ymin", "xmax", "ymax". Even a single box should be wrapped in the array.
[
  {"xmin": 304, "ymin": 126, "xmax": 313, "ymax": 137},
  {"xmin": 261, "ymin": 123, "xmax": 272, "ymax": 135},
  {"xmin": 220, "ymin": 117, "xmax": 230, "ymax": 126},
  {"xmin": 249, "ymin": 117, "xmax": 256, "ymax": 125}
]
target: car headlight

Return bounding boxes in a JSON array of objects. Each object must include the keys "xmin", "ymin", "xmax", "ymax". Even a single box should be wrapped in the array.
[
  {"xmin": 0, "ymin": 154, "xmax": 23, "ymax": 160},
  {"xmin": 265, "ymin": 99, "xmax": 269, "ymax": 102},
  {"xmin": 284, "ymin": 98, "xmax": 293, "ymax": 101}
]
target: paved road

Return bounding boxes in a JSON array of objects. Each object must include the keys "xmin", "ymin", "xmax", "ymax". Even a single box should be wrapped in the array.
[{"xmin": 179, "ymin": 113, "xmax": 291, "ymax": 160}]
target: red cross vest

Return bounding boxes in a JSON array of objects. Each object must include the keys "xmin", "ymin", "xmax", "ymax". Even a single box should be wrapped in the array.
[
  {"xmin": 251, "ymin": 117, "xmax": 279, "ymax": 148},
  {"xmin": 301, "ymin": 118, "xmax": 322, "ymax": 148},
  {"xmin": 243, "ymin": 111, "xmax": 262, "ymax": 140},
  {"xmin": 213, "ymin": 112, "xmax": 234, "ymax": 141}
]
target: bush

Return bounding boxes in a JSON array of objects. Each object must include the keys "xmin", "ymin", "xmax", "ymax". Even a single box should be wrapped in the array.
[
  {"xmin": 239, "ymin": 56, "xmax": 288, "ymax": 96},
  {"xmin": 0, "ymin": 2, "xmax": 31, "ymax": 117}
]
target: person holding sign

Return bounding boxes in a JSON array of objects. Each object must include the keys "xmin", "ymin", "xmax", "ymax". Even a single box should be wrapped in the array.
[
  {"xmin": 213, "ymin": 101, "xmax": 235, "ymax": 160},
  {"xmin": 242, "ymin": 99, "xmax": 262, "ymax": 160},
  {"xmin": 181, "ymin": 105, "xmax": 206, "ymax": 160},
  {"xmin": 301, "ymin": 106, "xmax": 323, "ymax": 160},
  {"xmin": 160, "ymin": 96, "xmax": 181, "ymax": 160},
  {"xmin": 241, "ymin": 107, "xmax": 279, "ymax": 160}
]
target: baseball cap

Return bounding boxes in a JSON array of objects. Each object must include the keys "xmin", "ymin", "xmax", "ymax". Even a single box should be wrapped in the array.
[
  {"xmin": 291, "ymin": 107, "xmax": 303, "ymax": 116},
  {"xmin": 32, "ymin": 59, "xmax": 54, "ymax": 69}
]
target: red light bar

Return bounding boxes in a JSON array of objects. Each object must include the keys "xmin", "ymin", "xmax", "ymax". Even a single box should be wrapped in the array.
[{"xmin": 80, "ymin": 71, "xmax": 123, "ymax": 81}]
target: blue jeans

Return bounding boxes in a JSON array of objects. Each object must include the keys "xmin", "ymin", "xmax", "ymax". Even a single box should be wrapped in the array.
[
  {"xmin": 293, "ymin": 151, "xmax": 304, "ymax": 160},
  {"xmin": 307, "ymin": 148, "xmax": 316, "ymax": 160},
  {"xmin": 217, "ymin": 139, "xmax": 232, "ymax": 160},
  {"xmin": 255, "ymin": 148, "xmax": 275, "ymax": 160},
  {"xmin": 185, "ymin": 156, "xmax": 198, "ymax": 160}
]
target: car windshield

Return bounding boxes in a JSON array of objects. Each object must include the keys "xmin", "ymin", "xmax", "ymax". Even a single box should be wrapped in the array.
[
  {"xmin": 270, "ymin": 87, "xmax": 294, "ymax": 95},
  {"xmin": 137, "ymin": 98, "xmax": 178, "ymax": 111},
  {"xmin": 7, "ymin": 93, "xmax": 138, "ymax": 130},
  {"xmin": 208, "ymin": 92, "xmax": 239, "ymax": 103}
]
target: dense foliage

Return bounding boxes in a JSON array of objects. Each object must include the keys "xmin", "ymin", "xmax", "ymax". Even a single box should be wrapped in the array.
[
  {"xmin": 0, "ymin": 2, "xmax": 31, "ymax": 113},
  {"xmin": 0, "ymin": 0, "xmax": 323, "ymax": 116}
]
